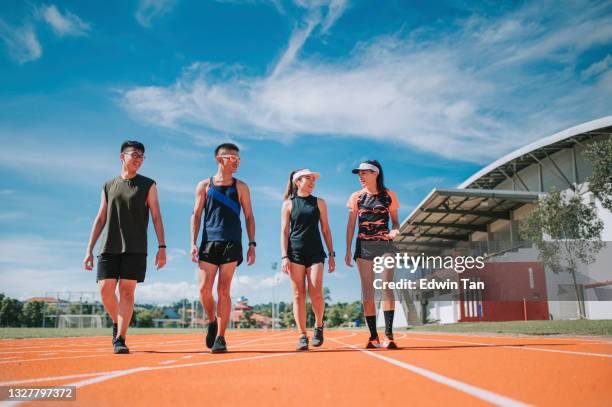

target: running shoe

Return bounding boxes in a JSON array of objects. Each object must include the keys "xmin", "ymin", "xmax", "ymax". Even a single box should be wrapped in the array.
[
  {"xmin": 312, "ymin": 326, "xmax": 324, "ymax": 347},
  {"xmin": 382, "ymin": 336, "xmax": 398, "ymax": 350},
  {"xmin": 365, "ymin": 336, "xmax": 380, "ymax": 349},
  {"xmin": 211, "ymin": 336, "xmax": 227, "ymax": 354},
  {"xmin": 112, "ymin": 323, "xmax": 118, "ymax": 344},
  {"xmin": 206, "ymin": 319, "xmax": 218, "ymax": 349},
  {"xmin": 296, "ymin": 334, "xmax": 309, "ymax": 351},
  {"xmin": 113, "ymin": 336, "xmax": 130, "ymax": 354}
]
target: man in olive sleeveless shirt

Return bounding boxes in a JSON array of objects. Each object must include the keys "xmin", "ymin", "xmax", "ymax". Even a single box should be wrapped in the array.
[
  {"xmin": 84, "ymin": 141, "xmax": 167, "ymax": 354},
  {"xmin": 191, "ymin": 143, "xmax": 256, "ymax": 353}
]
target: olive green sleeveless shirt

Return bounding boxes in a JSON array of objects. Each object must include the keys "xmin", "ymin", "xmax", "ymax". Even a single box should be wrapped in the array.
[{"xmin": 99, "ymin": 174, "xmax": 156, "ymax": 254}]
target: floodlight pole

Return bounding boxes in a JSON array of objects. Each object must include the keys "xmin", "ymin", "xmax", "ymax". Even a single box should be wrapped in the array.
[{"xmin": 271, "ymin": 262, "xmax": 278, "ymax": 329}]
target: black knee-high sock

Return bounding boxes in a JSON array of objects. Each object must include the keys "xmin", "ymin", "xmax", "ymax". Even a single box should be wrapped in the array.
[
  {"xmin": 365, "ymin": 315, "xmax": 378, "ymax": 340},
  {"xmin": 384, "ymin": 310, "xmax": 394, "ymax": 338}
]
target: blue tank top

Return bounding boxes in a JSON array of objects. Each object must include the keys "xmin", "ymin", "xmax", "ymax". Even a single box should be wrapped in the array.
[{"xmin": 201, "ymin": 177, "xmax": 242, "ymax": 242}]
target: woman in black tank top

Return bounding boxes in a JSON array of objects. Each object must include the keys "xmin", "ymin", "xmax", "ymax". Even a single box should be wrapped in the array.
[{"xmin": 280, "ymin": 169, "xmax": 335, "ymax": 351}]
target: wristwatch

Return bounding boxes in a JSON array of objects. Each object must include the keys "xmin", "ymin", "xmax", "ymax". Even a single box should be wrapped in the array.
[
  {"xmin": 248, "ymin": 241, "xmax": 257, "ymax": 247},
  {"xmin": 329, "ymin": 251, "xmax": 336, "ymax": 257}
]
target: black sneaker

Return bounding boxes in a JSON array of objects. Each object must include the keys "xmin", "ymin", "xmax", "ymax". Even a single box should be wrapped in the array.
[
  {"xmin": 296, "ymin": 334, "xmax": 309, "ymax": 351},
  {"xmin": 312, "ymin": 326, "xmax": 324, "ymax": 347},
  {"xmin": 365, "ymin": 336, "xmax": 380, "ymax": 349},
  {"xmin": 211, "ymin": 336, "xmax": 227, "ymax": 354},
  {"xmin": 383, "ymin": 336, "xmax": 398, "ymax": 350},
  {"xmin": 206, "ymin": 319, "xmax": 218, "ymax": 349},
  {"xmin": 113, "ymin": 336, "xmax": 129, "ymax": 354},
  {"xmin": 112, "ymin": 323, "xmax": 118, "ymax": 344}
]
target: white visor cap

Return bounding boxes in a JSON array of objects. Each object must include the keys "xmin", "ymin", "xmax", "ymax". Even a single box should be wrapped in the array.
[
  {"xmin": 351, "ymin": 162, "xmax": 379, "ymax": 174},
  {"xmin": 292, "ymin": 169, "xmax": 321, "ymax": 182}
]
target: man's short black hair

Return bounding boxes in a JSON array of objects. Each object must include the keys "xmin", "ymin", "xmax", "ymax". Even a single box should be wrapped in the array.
[
  {"xmin": 121, "ymin": 140, "xmax": 145, "ymax": 153},
  {"xmin": 215, "ymin": 143, "xmax": 239, "ymax": 156}
]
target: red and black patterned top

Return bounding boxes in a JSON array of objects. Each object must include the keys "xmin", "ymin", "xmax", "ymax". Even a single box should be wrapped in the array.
[{"xmin": 347, "ymin": 188, "xmax": 400, "ymax": 241}]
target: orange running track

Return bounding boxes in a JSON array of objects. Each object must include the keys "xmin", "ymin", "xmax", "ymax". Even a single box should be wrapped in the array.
[{"xmin": 1, "ymin": 330, "xmax": 611, "ymax": 406}]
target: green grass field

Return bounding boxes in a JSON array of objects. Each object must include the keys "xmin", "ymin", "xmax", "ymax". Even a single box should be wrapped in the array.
[
  {"xmin": 406, "ymin": 320, "xmax": 612, "ymax": 336},
  {"xmin": 0, "ymin": 327, "xmax": 204, "ymax": 339},
  {"xmin": 2, "ymin": 320, "xmax": 611, "ymax": 339}
]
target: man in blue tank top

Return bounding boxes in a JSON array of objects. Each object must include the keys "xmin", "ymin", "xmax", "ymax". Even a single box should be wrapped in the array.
[{"xmin": 190, "ymin": 143, "xmax": 256, "ymax": 353}]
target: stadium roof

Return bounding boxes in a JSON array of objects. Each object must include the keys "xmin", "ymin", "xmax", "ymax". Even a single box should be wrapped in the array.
[
  {"xmin": 398, "ymin": 188, "xmax": 541, "ymax": 251},
  {"xmin": 459, "ymin": 116, "xmax": 612, "ymax": 190},
  {"xmin": 397, "ymin": 116, "xmax": 612, "ymax": 252}
]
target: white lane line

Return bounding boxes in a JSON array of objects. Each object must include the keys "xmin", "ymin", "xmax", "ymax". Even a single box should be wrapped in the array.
[
  {"xmin": 0, "ymin": 372, "xmax": 111, "ymax": 386},
  {"xmin": 0, "ymin": 333, "xmax": 292, "ymax": 366},
  {"xmin": 0, "ymin": 337, "xmax": 202, "ymax": 352},
  {"xmin": 65, "ymin": 352, "xmax": 298, "ymax": 388},
  {"xmin": 151, "ymin": 331, "xmax": 298, "ymax": 365},
  {"xmin": 0, "ymin": 332, "xmax": 278, "ymax": 352},
  {"xmin": 0, "ymin": 331, "xmax": 346, "ymax": 383},
  {"xmin": 0, "ymin": 351, "xmax": 301, "ymax": 407},
  {"xmin": 407, "ymin": 336, "xmax": 612, "ymax": 359},
  {"xmin": 157, "ymin": 354, "xmax": 196, "ymax": 365},
  {"xmin": 0, "ymin": 350, "xmax": 108, "ymax": 355},
  {"xmin": 405, "ymin": 332, "xmax": 612, "ymax": 345},
  {"xmin": 329, "ymin": 337, "xmax": 531, "ymax": 407},
  {"xmin": 0, "ymin": 354, "xmax": 107, "ymax": 365},
  {"xmin": 158, "ymin": 359, "xmax": 178, "ymax": 365}
]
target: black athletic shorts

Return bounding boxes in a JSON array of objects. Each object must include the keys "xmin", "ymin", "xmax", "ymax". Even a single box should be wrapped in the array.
[
  {"xmin": 199, "ymin": 241, "xmax": 243, "ymax": 266},
  {"xmin": 97, "ymin": 253, "xmax": 147, "ymax": 283},
  {"xmin": 287, "ymin": 251, "xmax": 326, "ymax": 268},
  {"xmin": 353, "ymin": 239, "xmax": 394, "ymax": 261}
]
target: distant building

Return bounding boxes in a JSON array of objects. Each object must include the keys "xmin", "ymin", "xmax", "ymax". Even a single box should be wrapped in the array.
[
  {"xmin": 398, "ymin": 117, "xmax": 612, "ymax": 323},
  {"xmin": 231, "ymin": 298, "xmax": 273, "ymax": 328}
]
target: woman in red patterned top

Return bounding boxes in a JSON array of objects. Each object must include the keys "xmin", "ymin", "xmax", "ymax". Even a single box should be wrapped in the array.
[{"xmin": 345, "ymin": 160, "xmax": 400, "ymax": 349}]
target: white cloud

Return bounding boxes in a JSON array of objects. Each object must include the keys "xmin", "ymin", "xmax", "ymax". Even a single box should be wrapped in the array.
[
  {"xmin": 0, "ymin": 211, "xmax": 26, "ymax": 221},
  {"xmin": 0, "ymin": 235, "xmax": 91, "ymax": 300},
  {"xmin": 38, "ymin": 4, "xmax": 91, "ymax": 37},
  {"xmin": 0, "ymin": 136, "xmax": 115, "ymax": 186},
  {"xmin": 120, "ymin": 0, "xmax": 612, "ymax": 164},
  {"xmin": 135, "ymin": 0, "xmax": 176, "ymax": 28},
  {"xmin": 0, "ymin": 5, "xmax": 90, "ymax": 63},
  {"xmin": 582, "ymin": 55, "xmax": 612, "ymax": 80},
  {"xmin": 256, "ymin": 271, "xmax": 289, "ymax": 288},
  {"xmin": 166, "ymin": 248, "xmax": 188, "ymax": 263},
  {"xmin": 0, "ymin": 268, "xmax": 93, "ymax": 301},
  {"xmin": 320, "ymin": 0, "xmax": 347, "ymax": 34},
  {"xmin": 401, "ymin": 176, "xmax": 447, "ymax": 192},
  {"xmin": 0, "ymin": 235, "xmax": 81, "ymax": 268},
  {"xmin": 272, "ymin": 0, "xmax": 348, "ymax": 77},
  {"xmin": 271, "ymin": 13, "xmax": 320, "ymax": 77},
  {"xmin": 251, "ymin": 185, "xmax": 284, "ymax": 201},
  {"xmin": 137, "ymin": 281, "xmax": 199, "ymax": 303},
  {"xmin": 0, "ymin": 20, "xmax": 41, "ymax": 63},
  {"xmin": 133, "ymin": 271, "xmax": 289, "ymax": 304}
]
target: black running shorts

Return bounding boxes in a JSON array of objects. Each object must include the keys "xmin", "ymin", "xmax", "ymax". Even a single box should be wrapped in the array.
[
  {"xmin": 287, "ymin": 251, "xmax": 326, "ymax": 268},
  {"xmin": 353, "ymin": 239, "xmax": 394, "ymax": 261},
  {"xmin": 199, "ymin": 241, "xmax": 243, "ymax": 266},
  {"xmin": 97, "ymin": 253, "xmax": 147, "ymax": 283}
]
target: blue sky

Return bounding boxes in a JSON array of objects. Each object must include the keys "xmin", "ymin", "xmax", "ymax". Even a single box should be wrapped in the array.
[{"xmin": 1, "ymin": 0, "xmax": 611, "ymax": 304}]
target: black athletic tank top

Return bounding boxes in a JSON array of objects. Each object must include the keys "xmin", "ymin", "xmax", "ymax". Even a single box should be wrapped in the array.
[{"xmin": 288, "ymin": 195, "xmax": 325, "ymax": 256}]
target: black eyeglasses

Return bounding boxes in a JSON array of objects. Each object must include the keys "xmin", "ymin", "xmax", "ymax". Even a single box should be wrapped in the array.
[{"xmin": 123, "ymin": 152, "xmax": 145, "ymax": 160}]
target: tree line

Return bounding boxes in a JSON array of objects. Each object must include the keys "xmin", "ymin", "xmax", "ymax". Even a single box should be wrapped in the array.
[{"xmin": 0, "ymin": 293, "xmax": 366, "ymax": 329}]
